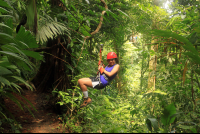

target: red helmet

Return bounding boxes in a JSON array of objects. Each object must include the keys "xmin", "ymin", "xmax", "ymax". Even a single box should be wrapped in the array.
[{"xmin": 107, "ymin": 52, "xmax": 117, "ymax": 60}]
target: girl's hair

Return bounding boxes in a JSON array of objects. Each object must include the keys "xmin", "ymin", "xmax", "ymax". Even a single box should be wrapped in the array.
[
  {"xmin": 115, "ymin": 58, "xmax": 119, "ymax": 64},
  {"xmin": 107, "ymin": 58, "xmax": 119, "ymax": 64}
]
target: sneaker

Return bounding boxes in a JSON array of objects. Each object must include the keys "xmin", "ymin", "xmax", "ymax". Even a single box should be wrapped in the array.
[{"xmin": 80, "ymin": 97, "xmax": 92, "ymax": 108}]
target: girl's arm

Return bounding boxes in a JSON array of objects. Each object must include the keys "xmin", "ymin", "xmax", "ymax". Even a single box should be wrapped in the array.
[{"xmin": 103, "ymin": 64, "xmax": 120, "ymax": 77}]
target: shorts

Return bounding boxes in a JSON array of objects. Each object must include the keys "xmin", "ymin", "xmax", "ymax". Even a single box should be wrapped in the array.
[{"xmin": 89, "ymin": 77, "xmax": 105, "ymax": 89}]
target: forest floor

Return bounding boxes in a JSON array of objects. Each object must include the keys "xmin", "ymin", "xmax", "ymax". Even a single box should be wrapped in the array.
[{"xmin": 3, "ymin": 90, "xmax": 69, "ymax": 133}]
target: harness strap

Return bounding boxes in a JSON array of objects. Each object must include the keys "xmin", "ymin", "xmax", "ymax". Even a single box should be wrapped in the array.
[
  {"xmin": 102, "ymin": 73, "xmax": 110, "ymax": 82},
  {"xmin": 96, "ymin": 73, "xmax": 109, "ymax": 87}
]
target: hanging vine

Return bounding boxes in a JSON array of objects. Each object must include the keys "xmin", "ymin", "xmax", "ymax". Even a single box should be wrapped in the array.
[{"xmin": 75, "ymin": 0, "xmax": 108, "ymax": 68}]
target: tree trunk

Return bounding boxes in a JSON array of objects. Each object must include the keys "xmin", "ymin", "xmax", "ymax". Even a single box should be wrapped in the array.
[
  {"xmin": 32, "ymin": 36, "xmax": 72, "ymax": 93},
  {"xmin": 140, "ymin": 43, "xmax": 145, "ymax": 90},
  {"xmin": 32, "ymin": 0, "xmax": 73, "ymax": 93},
  {"xmin": 147, "ymin": 37, "xmax": 158, "ymax": 91}
]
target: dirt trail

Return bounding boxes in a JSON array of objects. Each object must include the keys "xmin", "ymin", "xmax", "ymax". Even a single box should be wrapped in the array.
[{"xmin": 3, "ymin": 90, "xmax": 68, "ymax": 133}]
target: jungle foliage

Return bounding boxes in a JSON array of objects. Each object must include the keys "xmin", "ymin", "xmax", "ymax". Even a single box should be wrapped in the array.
[{"xmin": 0, "ymin": 0, "xmax": 200, "ymax": 133}]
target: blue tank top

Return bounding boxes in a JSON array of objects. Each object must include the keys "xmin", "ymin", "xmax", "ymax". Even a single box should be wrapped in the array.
[{"xmin": 100, "ymin": 64, "xmax": 118, "ymax": 86}]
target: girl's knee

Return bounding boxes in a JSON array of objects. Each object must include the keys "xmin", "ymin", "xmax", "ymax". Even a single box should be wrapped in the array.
[
  {"xmin": 78, "ymin": 79, "xmax": 83, "ymax": 85},
  {"xmin": 78, "ymin": 79, "xmax": 81, "ymax": 84}
]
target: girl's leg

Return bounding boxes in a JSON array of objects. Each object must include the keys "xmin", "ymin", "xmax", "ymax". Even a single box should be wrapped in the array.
[
  {"xmin": 78, "ymin": 78, "xmax": 93, "ymax": 108},
  {"xmin": 78, "ymin": 78, "xmax": 93, "ymax": 91}
]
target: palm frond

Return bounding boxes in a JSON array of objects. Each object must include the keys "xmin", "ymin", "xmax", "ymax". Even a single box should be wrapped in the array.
[
  {"xmin": 0, "ymin": 76, "xmax": 10, "ymax": 86},
  {"xmin": 12, "ymin": 76, "xmax": 33, "ymax": 91},
  {"xmin": 37, "ymin": 13, "xmax": 70, "ymax": 44},
  {"xmin": 15, "ymin": 26, "xmax": 38, "ymax": 49}
]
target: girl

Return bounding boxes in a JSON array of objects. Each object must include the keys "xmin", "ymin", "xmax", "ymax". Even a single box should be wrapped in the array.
[{"xmin": 78, "ymin": 52, "xmax": 120, "ymax": 108}]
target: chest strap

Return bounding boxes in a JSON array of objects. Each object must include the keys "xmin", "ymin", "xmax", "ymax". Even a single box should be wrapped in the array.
[{"xmin": 102, "ymin": 73, "xmax": 110, "ymax": 82}]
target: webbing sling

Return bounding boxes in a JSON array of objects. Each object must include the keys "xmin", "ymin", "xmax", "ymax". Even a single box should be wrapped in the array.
[{"xmin": 97, "ymin": 44, "xmax": 104, "ymax": 86}]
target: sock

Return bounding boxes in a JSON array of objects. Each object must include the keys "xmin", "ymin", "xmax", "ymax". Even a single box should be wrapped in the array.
[{"xmin": 83, "ymin": 91, "xmax": 88, "ymax": 98}]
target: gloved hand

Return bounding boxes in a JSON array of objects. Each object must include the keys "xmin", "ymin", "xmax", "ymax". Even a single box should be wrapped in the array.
[
  {"xmin": 99, "ymin": 67, "xmax": 105, "ymax": 74},
  {"xmin": 98, "ymin": 60, "xmax": 105, "ymax": 67}
]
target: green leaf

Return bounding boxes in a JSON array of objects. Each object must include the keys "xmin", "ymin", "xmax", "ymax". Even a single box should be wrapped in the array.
[
  {"xmin": 146, "ymin": 118, "xmax": 159, "ymax": 132},
  {"xmin": 130, "ymin": 110, "xmax": 137, "ymax": 117},
  {"xmin": 194, "ymin": 69, "xmax": 200, "ymax": 75},
  {"xmin": 70, "ymin": 40, "xmax": 74, "ymax": 47},
  {"xmin": 107, "ymin": 10, "xmax": 118, "ymax": 21},
  {"xmin": 3, "ymin": 92, "xmax": 23, "ymax": 110},
  {"xmin": 0, "ymin": 0, "xmax": 12, "ymax": 9},
  {"xmin": 12, "ymin": 76, "xmax": 33, "ymax": 91},
  {"xmin": 146, "ymin": 118, "xmax": 152, "ymax": 132},
  {"xmin": 0, "ymin": 76, "xmax": 10, "ymax": 86},
  {"xmin": 0, "ymin": 58, "xmax": 18, "ymax": 71},
  {"xmin": 169, "ymin": 112, "xmax": 184, "ymax": 120},
  {"xmin": 37, "ymin": 21, "xmax": 69, "ymax": 44},
  {"xmin": 161, "ymin": 103, "xmax": 176, "ymax": 126},
  {"xmin": 3, "ymin": 18, "xmax": 13, "ymax": 36},
  {"xmin": 0, "ymin": 32, "xmax": 15, "ymax": 45},
  {"xmin": 15, "ymin": 26, "xmax": 38, "ymax": 49},
  {"xmin": 0, "ymin": 15, "xmax": 13, "ymax": 18},
  {"xmin": 0, "ymin": 7, "xmax": 8, "ymax": 13},
  {"xmin": 100, "ymin": 111, "xmax": 110, "ymax": 116},
  {"xmin": 0, "ymin": 22, "xmax": 12, "ymax": 31},
  {"xmin": 178, "ymin": 125, "xmax": 195, "ymax": 129},
  {"xmin": 183, "ymin": 52, "xmax": 200, "ymax": 65},
  {"xmin": 190, "ymin": 128, "xmax": 197, "ymax": 133},
  {"xmin": 21, "ymin": 50, "xmax": 43, "ymax": 60},
  {"xmin": 10, "ymin": 82, "xmax": 21, "ymax": 92},
  {"xmin": 1, "ymin": 44, "xmax": 27, "ymax": 57},
  {"xmin": 0, "ymin": 66, "xmax": 12, "ymax": 75},
  {"xmin": 149, "ymin": 30, "xmax": 199, "ymax": 56},
  {"xmin": 0, "ymin": 110, "xmax": 7, "ymax": 119},
  {"xmin": 0, "ymin": 51, "xmax": 32, "ymax": 69},
  {"xmin": 71, "ymin": 4, "xmax": 77, "ymax": 12}
]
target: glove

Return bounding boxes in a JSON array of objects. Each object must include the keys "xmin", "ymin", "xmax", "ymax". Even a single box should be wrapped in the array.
[{"xmin": 99, "ymin": 67, "xmax": 105, "ymax": 74}]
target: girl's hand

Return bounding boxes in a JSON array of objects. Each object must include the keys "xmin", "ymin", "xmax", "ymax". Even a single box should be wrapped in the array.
[{"xmin": 99, "ymin": 67, "xmax": 105, "ymax": 74}]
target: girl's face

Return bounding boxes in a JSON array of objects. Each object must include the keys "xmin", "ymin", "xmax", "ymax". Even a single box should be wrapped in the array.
[{"xmin": 107, "ymin": 58, "xmax": 115, "ymax": 66}]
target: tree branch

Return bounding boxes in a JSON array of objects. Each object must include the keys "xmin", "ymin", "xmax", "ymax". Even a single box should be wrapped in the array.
[
  {"xmin": 74, "ymin": 0, "xmax": 108, "ymax": 68},
  {"xmin": 32, "ymin": 44, "xmax": 61, "ymax": 52},
  {"xmin": 85, "ymin": 0, "xmax": 108, "ymax": 39}
]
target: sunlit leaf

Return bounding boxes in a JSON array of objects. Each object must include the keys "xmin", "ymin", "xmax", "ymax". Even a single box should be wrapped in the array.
[
  {"xmin": 100, "ymin": 111, "xmax": 110, "ymax": 116},
  {"xmin": 130, "ymin": 110, "xmax": 137, "ymax": 117},
  {"xmin": 116, "ymin": 9, "xmax": 129, "ymax": 17}
]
